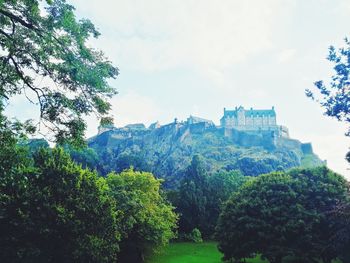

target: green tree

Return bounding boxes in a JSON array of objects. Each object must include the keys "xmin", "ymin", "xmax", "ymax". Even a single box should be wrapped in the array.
[
  {"xmin": 0, "ymin": 147, "xmax": 120, "ymax": 262},
  {"xmin": 216, "ymin": 167, "xmax": 349, "ymax": 263},
  {"xmin": 306, "ymin": 38, "xmax": 350, "ymax": 161},
  {"xmin": 330, "ymin": 199, "xmax": 350, "ymax": 263},
  {"xmin": 175, "ymin": 156, "xmax": 249, "ymax": 238},
  {"xmin": 177, "ymin": 155, "xmax": 210, "ymax": 236},
  {"xmin": 106, "ymin": 169, "xmax": 178, "ymax": 263},
  {"xmin": 0, "ymin": 0, "xmax": 118, "ymax": 145},
  {"xmin": 206, "ymin": 170, "xmax": 250, "ymax": 236}
]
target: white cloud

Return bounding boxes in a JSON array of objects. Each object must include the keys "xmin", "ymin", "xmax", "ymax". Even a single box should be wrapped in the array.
[
  {"xmin": 278, "ymin": 48, "xmax": 297, "ymax": 63},
  {"xmin": 76, "ymin": 0, "xmax": 293, "ymax": 73}
]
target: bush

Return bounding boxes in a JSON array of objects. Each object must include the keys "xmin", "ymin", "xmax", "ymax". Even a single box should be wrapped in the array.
[{"xmin": 183, "ymin": 228, "xmax": 203, "ymax": 243}]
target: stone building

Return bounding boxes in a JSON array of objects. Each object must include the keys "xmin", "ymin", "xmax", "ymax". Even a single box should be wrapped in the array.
[
  {"xmin": 187, "ymin": 115, "xmax": 215, "ymax": 127},
  {"xmin": 220, "ymin": 106, "xmax": 289, "ymax": 137}
]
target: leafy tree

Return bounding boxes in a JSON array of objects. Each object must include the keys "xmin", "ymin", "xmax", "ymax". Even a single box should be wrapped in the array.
[
  {"xmin": 306, "ymin": 37, "xmax": 350, "ymax": 161},
  {"xmin": 330, "ymin": 200, "xmax": 350, "ymax": 263},
  {"xmin": 114, "ymin": 152, "xmax": 151, "ymax": 173},
  {"xmin": 0, "ymin": 0, "xmax": 118, "ymax": 145},
  {"xmin": 216, "ymin": 167, "xmax": 349, "ymax": 263},
  {"xmin": 175, "ymin": 156, "xmax": 250, "ymax": 238},
  {"xmin": 176, "ymin": 155, "xmax": 210, "ymax": 236},
  {"xmin": 106, "ymin": 169, "xmax": 178, "ymax": 263},
  {"xmin": 206, "ymin": 170, "xmax": 250, "ymax": 236},
  {"xmin": 0, "ymin": 147, "xmax": 120, "ymax": 262}
]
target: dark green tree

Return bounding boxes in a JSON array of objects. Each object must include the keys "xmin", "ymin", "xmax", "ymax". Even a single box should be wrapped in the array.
[
  {"xmin": 0, "ymin": 0, "xmax": 118, "ymax": 145},
  {"xmin": 176, "ymin": 155, "xmax": 210, "ymax": 236},
  {"xmin": 216, "ymin": 167, "xmax": 349, "ymax": 263},
  {"xmin": 106, "ymin": 169, "xmax": 178, "ymax": 263},
  {"xmin": 330, "ymin": 199, "xmax": 350, "ymax": 263},
  {"xmin": 0, "ymin": 147, "xmax": 120, "ymax": 262},
  {"xmin": 206, "ymin": 170, "xmax": 250, "ymax": 236},
  {"xmin": 175, "ymin": 156, "xmax": 250, "ymax": 238}
]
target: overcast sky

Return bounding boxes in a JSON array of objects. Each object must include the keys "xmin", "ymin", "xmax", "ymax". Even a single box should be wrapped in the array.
[{"xmin": 6, "ymin": 0, "xmax": 350, "ymax": 177}]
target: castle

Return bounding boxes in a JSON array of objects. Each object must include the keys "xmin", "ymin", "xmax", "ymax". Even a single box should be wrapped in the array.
[
  {"xmin": 93, "ymin": 106, "xmax": 318, "ymax": 152},
  {"xmin": 97, "ymin": 106, "xmax": 289, "ymax": 139},
  {"xmin": 220, "ymin": 106, "xmax": 289, "ymax": 138}
]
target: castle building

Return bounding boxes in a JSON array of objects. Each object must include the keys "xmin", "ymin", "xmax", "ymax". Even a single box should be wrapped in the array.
[
  {"xmin": 187, "ymin": 115, "xmax": 215, "ymax": 126},
  {"xmin": 220, "ymin": 106, "xmax": 289, "ymax": 137}
]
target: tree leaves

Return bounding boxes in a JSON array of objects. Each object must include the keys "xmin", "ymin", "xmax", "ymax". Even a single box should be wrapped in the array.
[
  {"xmin": 0, "ymin": 0, "xmax": 118, "ymax": 144},
  {"xmin": 217, "ymin": 167, "xmax": 349, "ymax": 262}
]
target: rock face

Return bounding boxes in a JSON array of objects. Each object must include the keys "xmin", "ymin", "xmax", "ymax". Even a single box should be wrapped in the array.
[{"xmin": 88, "ymin": 115, "xmax": 324, "ymax": 187}]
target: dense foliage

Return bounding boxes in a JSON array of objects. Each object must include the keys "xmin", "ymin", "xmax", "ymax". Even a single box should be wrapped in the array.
[
  {"xmin": 217, "ymin": 167, "xmax": 349, "ymax": 263},
  {"xmin": 106, "ymin": 169, "xmax": 178, "ymax": 262},
  {"xmin": 0, "ymin": 0, "xmax": 118, "ymax": 144},
  {"xmin": 0, "ymin": 147, "xmax": 120, "ymax": 262},
  {"xmin": 0, "ymin": 110, "xmax": 177, "ymax": 262},
  {"xmin": 172, "ymin": 155, "xmax": 250, "ymax": 238}
]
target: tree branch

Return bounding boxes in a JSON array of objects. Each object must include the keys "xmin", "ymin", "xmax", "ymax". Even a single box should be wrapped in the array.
[
  {"xmin": 9, "ymin": 56, "xmax": 45, "ymax": 115},
  {"xmin": 0, "ymin": 9, "xmax": 37, "ymax": 31}
]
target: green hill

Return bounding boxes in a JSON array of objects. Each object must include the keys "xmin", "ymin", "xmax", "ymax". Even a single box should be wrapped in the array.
[{"xmin": 86, "ymin": 117, "xmax": 324, "ymax": 187}]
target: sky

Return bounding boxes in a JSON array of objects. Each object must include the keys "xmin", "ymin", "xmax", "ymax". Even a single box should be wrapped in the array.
[{"xmin": 5, "ymin": 0, "xmax": 350, "ymax": 177}]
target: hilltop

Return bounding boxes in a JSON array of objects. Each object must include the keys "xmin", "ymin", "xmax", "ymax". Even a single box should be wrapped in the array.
[{"xmin": 86, "ymin": 107, "xmax": 324, "ymax": 187}]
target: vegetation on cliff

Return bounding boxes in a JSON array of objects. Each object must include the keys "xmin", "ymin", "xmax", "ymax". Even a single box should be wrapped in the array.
[{"xmin": 81, "ymin": 123, "xmax": 324, "ymax": 187}]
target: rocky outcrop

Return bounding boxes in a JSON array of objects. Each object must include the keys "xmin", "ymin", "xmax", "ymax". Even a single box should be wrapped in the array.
[{"xmin": 88, "ymin": 120, "xmax": 324, "ymax": 187}]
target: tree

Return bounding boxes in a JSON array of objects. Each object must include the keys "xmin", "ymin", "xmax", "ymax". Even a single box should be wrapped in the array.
[
  {"xmin": 176, "ymin": 155, "xmax": 210, "ymax": 236},
  {"xmin": 0, "ymin": 147, "xmax": 120, "ymax": 262},
  {"xmin": 330, "ymin": 199, "xmax": 350, "ymax": 263},
  {"xmin": 206, "ymin": 170, "xmax": 250, "ymax": 236},
  {"xmin": 174, "ymin": 156, "xmax": 250, "ymax": 238},
  {"xmin": 106, "ymin": 169, "xmax": 178, "ymax": 263},
  {"xmin": 0, "ymin": 0, "xmax": 118, "ymax": 145},
  {"xmin": 216, "ymin": 167, "xmax": 349, "ymax": 263},
  {"xmin": 306, "ymin": 37, "xmax": 350, "ymax": 161}
]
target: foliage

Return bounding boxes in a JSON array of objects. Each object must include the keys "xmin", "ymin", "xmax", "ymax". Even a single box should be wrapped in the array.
[
  {"xmin": 0, "ymin": 0, "xmax": 118, "ymax": 145},
  {"xmin": 173, "ymin": 156, "xmax": 250, "ymax": 238},
  {"xmin": 206, "ymin": 170, "xmax": 251, "ymax": 236},
  {"xmin": 183, "ymin": 228, "xmax": 203, "ymax": 243},
  {"xmin": 0, "ymin": 147, "xmax": 120, "ymax": 262},
  {"xmin": 306, "ymin": 38, "xmax": 350, "ymax": 160},
  {"xmin": 216, "ymin": 167, "xmax": 349, "ymax": 263},
  {"xmin": 106, "ymin": 168, "xmax": 178, "ymax": 262},
  {"xmin": 63, "ymin": 143, "xmax": 100, "ymax": 170},
  {"xmin": 176, "ymin": 155, "xmax": 210, "ymax": 235},
  {"xmin": 329, "ymin": 196, "xmax": 350, "ymax": 263}
]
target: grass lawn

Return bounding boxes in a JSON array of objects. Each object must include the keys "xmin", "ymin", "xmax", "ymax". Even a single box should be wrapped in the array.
[{"xmin": 146, "ymin": 242, "xmax": 268, "ymax": 263}]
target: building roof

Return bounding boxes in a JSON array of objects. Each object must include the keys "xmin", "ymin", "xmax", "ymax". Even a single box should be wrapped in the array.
[
  {"xmin": 124, "ymin": 123, "xmax": 146, "ymax": 129},
  {"xmin": 223, "ymin": 106, "xmax": 276, "ymax": 118}
]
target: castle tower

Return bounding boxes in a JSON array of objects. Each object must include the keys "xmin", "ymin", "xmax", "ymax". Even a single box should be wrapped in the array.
[{"xmin": 220, "ymin": 106, "xmax": 287, "ymax": 137}]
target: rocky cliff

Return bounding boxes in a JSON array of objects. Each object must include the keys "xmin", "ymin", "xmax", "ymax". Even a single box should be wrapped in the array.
[{"xmin": 87, "ymin": 119, "xmax": 324, "ymax": 187}]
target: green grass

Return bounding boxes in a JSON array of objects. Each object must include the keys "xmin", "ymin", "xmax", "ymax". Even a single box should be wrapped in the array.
[
  {"xmin": 146, "ymin": 242, "xmax": 267, "ymax": 263},
  {"xmin": 146, "ymin": 242, "xmax": 343, "ymax": 263}
]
